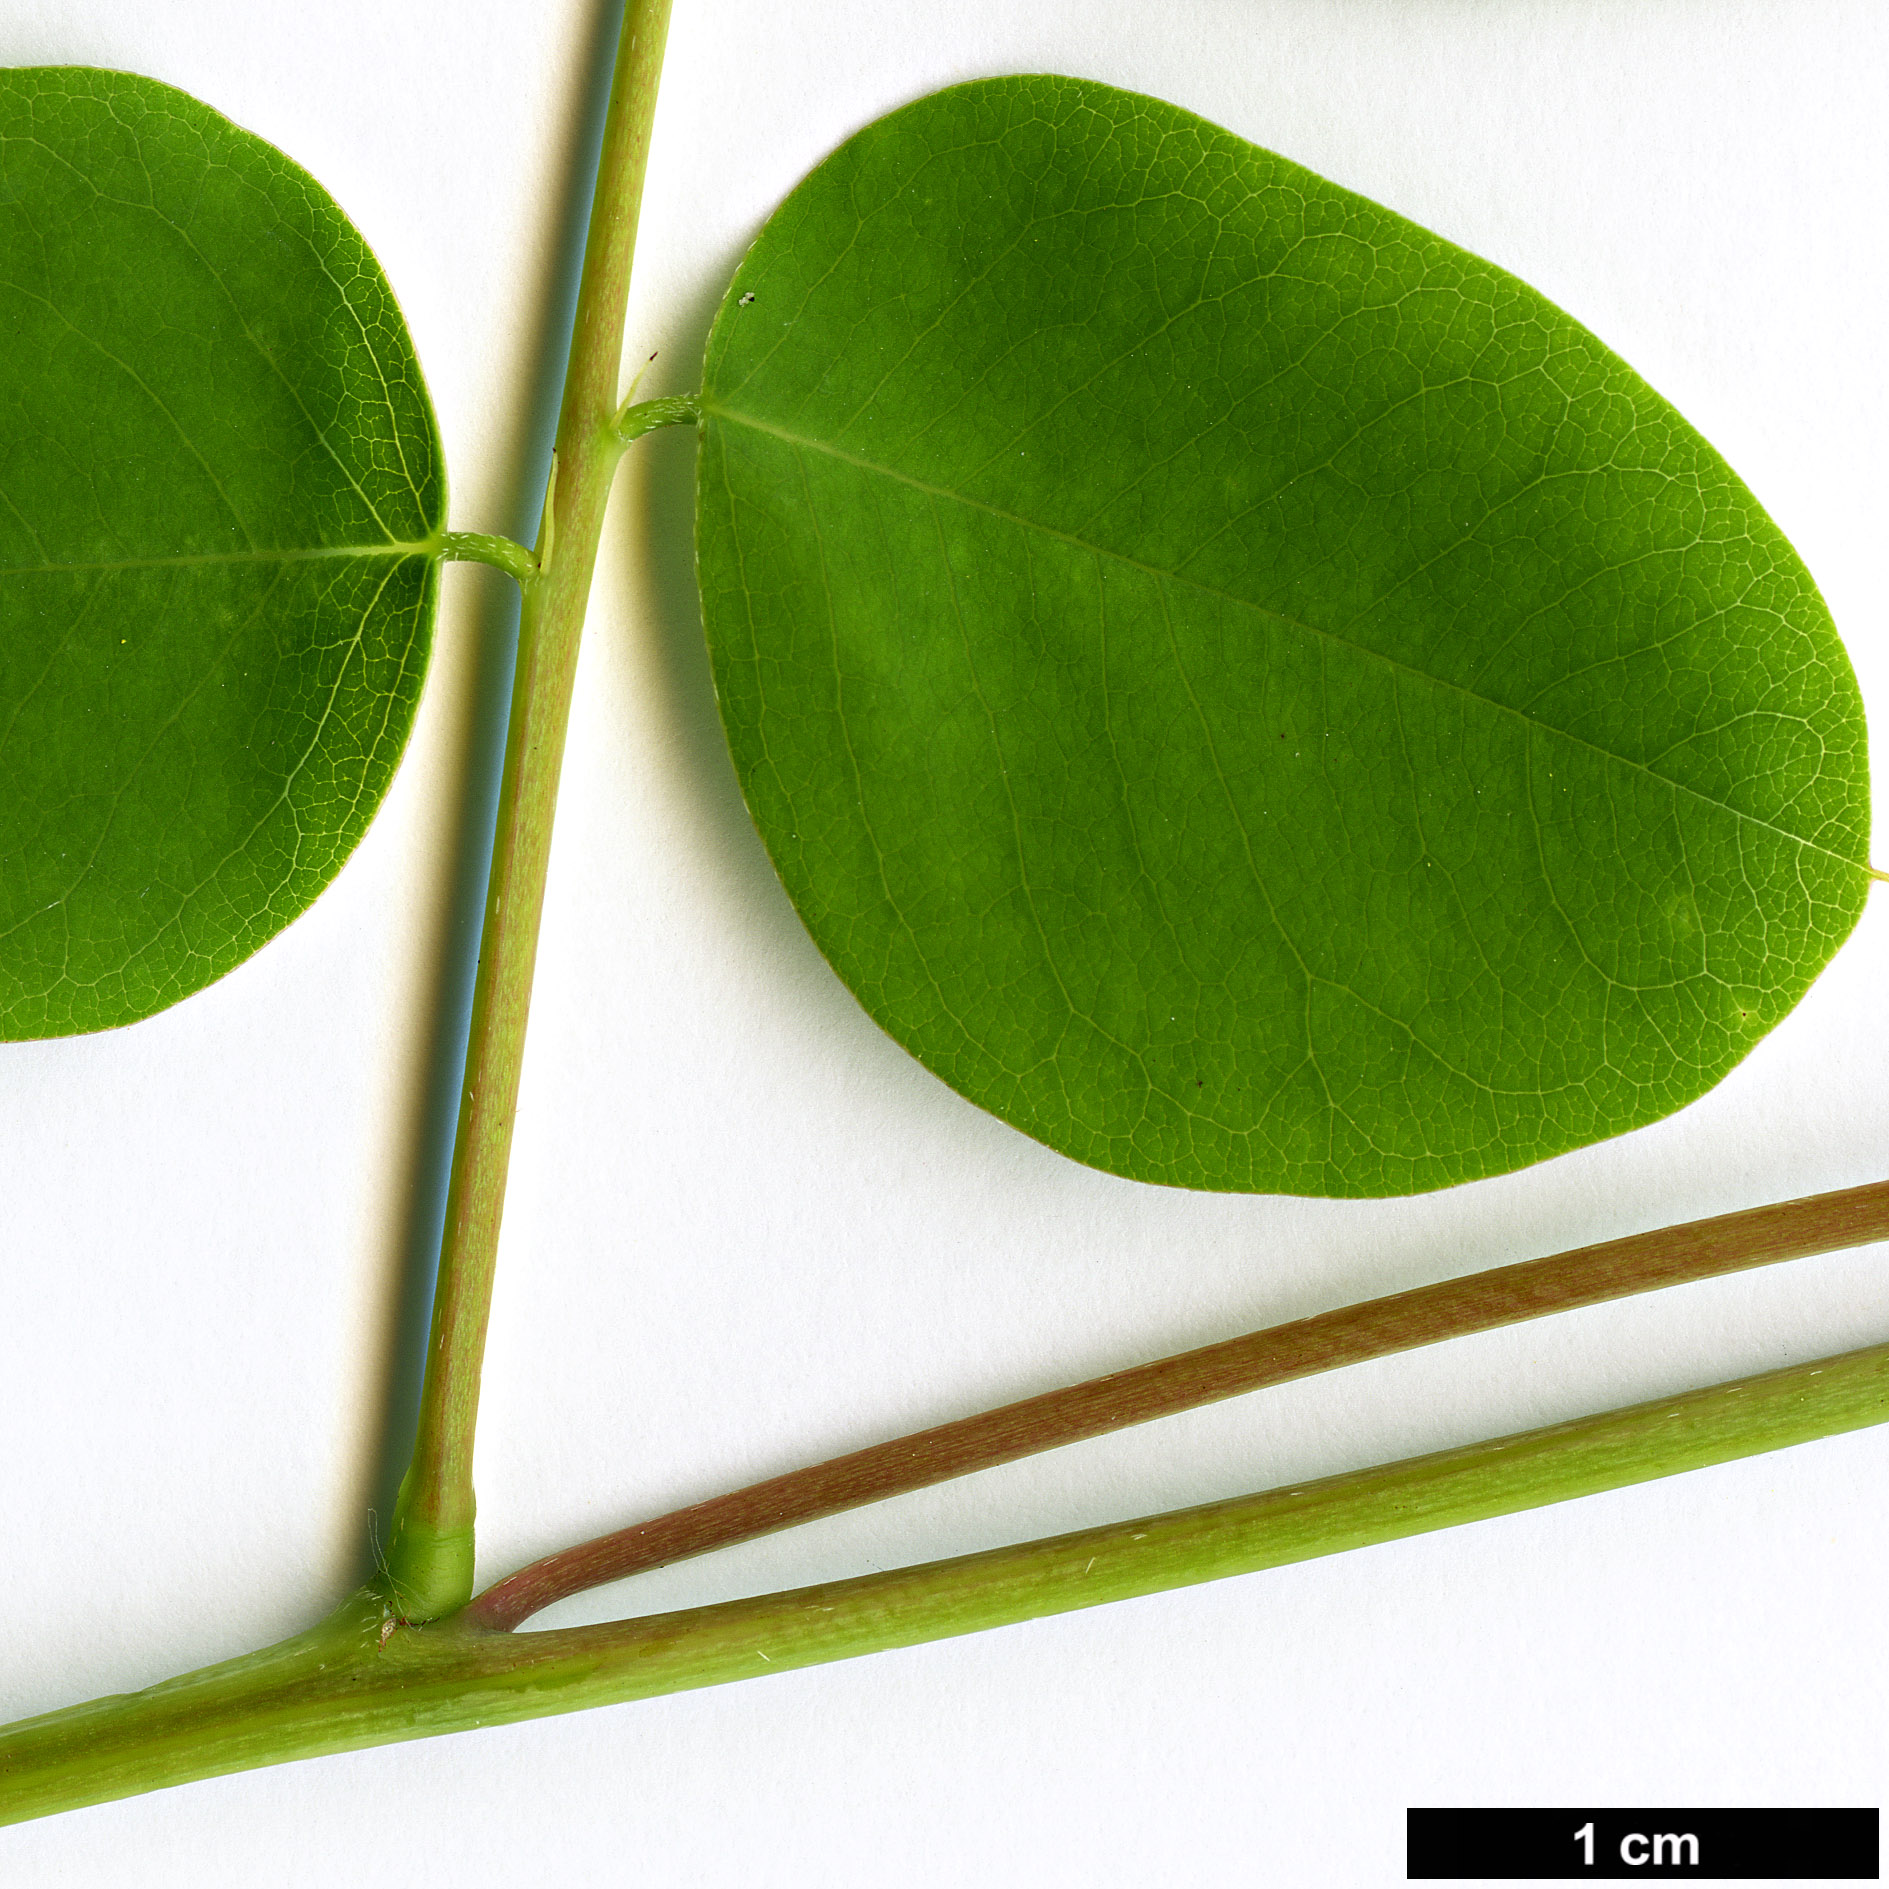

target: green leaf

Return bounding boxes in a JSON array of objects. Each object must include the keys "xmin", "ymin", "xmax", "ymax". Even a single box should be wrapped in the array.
[
  {"xmin": 0, "ymin": 67, "xmax": 443, "ymax": 1039},
  {"xmin": 695, "ymin": 75, "xmax": 1870, "ymax": 1198}
]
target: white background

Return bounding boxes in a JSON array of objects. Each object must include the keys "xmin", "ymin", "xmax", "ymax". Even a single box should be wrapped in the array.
[{"xmin": 2, "ymin": 1, "xmax": 1886, "ymax": 1881}]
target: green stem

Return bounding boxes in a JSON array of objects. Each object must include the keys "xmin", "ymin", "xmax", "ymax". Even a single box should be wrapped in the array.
[
  {"xmin": 468, "ymin": 1176, "xmax": 1889, "ymax": 1627},
  {"xmin": 383, "ymin": 0, "xmax": 677, "ymax": 1620},
  {"xmin": 8, "ymin": 1339, "xmax": 1885, "ymax": 1826}
]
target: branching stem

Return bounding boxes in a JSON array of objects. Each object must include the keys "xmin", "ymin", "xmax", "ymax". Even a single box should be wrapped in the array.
[
  {"xmin": 7, "ymin": 1338, "xmax": 1886, "ymax": 1825},
  {"xmin": 383, "ymin": 0, "xmax": 677, "ymax": 1620}
]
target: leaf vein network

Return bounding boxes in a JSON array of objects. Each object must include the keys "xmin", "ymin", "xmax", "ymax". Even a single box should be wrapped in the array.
[{"xmin": 708, "ymin": 405, "xmax": 1865, "ymax": 878}]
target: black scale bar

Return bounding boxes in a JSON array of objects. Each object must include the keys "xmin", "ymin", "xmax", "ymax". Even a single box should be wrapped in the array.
[{"xmin": 1408, "ymin": 1808, "xmax": 1878, "ymax": 1880}]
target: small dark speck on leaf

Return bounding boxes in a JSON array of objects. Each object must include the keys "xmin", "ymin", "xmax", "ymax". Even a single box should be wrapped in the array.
[{"xmin": 738, "ymin": 291, "xmax": 756, "ymax": 307}]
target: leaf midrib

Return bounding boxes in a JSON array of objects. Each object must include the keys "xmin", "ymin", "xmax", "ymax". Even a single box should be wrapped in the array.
[
  {"xmin": 0, "ymin": 540, "xmax": 442, "ymax": 578},
  {"xmin": 706, "ymin": 400, "xmax": 1862, "ymax": 874}
]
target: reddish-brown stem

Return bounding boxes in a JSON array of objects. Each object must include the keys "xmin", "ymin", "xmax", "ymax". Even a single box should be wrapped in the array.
[{"xmin": 468, "ymin": 1176, "xmax": 1889, "ymax": 1630}]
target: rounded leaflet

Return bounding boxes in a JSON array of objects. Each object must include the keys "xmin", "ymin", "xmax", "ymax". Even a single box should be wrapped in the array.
[
  {"xmin": 0, "ymin": 67, "xmax": 444, "ymax": 1037},
  {"xmin": 695, "ymin": 75, "xmax": 1870, "ymax": 1197}
]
